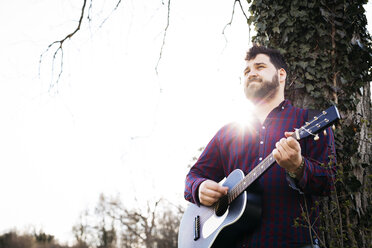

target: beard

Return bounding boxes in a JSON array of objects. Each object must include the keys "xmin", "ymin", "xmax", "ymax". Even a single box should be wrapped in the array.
[{"xmin": 244, "ymin": 74, "xmax": 280, "ymax": 103}]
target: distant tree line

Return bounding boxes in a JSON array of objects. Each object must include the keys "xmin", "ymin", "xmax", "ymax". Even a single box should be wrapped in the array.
[
  {"xmin": 0, "ymin": 194, "xmax": 183, "ymax": 248},
  {"xmin": 0, "ymin": 230, "xmax": 87, "ymax": 248}
]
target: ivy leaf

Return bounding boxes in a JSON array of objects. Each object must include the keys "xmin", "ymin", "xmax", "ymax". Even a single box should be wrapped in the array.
[
  {"xmin": 278, "ymin": 15, "xmax": 287, "ymax": 24},
  {"xmin": 248, "ymin": 16, "xmax": 255, "ymax": 26},
  {"xmin": 291, "ymin": 9, "xmax": 301, "ymax": 18},
  {"xmin": 298, "ymin": 61, "xmax": 308, "ymax": 69},
  {"xmin": 256, "ymin": 22, "xmax": 266, "ymax": 31},
  {"xmin": 319, "ymin": 7, "xmax": 331, "ymax": 20},
  {"xmin": 305, "ymin": 31, "xmax": 314, "ymax": 41},
  {"xmin": 294, "ymin": 82, "xmax": 305, "ymax": 89},
  {"xmin": 305, "ymin": 72, "xmax": 314, "ymax": 80},
  {"xmin": 306, "ymin": 84, "xmax": 315, "ymax": 92},
  {"xmin": 312, "ymin": 91, "xmax": 321, "ymax": 98},
  {"xmin": 320, "ymin": 62, "xmax": 329, "ymax": 70}
]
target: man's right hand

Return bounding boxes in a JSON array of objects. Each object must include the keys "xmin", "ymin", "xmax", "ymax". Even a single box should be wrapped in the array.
[{"xmin": 198, "ymin": 180, "xmax": 229, "ymax": 206}]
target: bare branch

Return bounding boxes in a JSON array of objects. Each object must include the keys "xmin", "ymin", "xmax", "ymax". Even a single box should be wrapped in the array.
[
  {"xmin": 155, "ymin": 0, "xmax": 171, "ymax": 75},
  {"xmin": 237, "ymin": 0, "xmax": 249, "ymax": 23},
  {"xmin": 86, "ymin": 0, "xmax": 94, "ymax": 33},
  {"xmin": 39, "ymin": 0, "xmax": 123, "ymax": 90},
  {"xmin": 117, "ymin": 215, "xmax": 146, "ymax": 242},
  {"xmin": 39, "ymin": 0, "xmax": 88, "ymax": 90},
  {"xmin": 148, "ymin": 199, "xmax": 162, "ymax": 238},
  {"xmin": 222, "ymin": 0, "xmax": 238, "ymax": 41},
  {"xmin": 222, "ymin": 0, "xmax": 250, "ymax": 47},
  {"xmin": 87, "ymin": 0, "xmax": 93, "ymax": 23},
  {"xmin": 99, "ymin": 0, "xmax": 123, "ymax": 28}
]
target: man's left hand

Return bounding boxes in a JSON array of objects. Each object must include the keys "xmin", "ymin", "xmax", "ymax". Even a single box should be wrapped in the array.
[{"xmin": 272, "ymin": 131, "xmax": 302, "ymax": 172}]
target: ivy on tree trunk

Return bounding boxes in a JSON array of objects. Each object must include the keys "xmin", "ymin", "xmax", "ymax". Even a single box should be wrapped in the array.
[{"xmin": 246, "ymin": 0, "xmax": 372, "ymax": 247}]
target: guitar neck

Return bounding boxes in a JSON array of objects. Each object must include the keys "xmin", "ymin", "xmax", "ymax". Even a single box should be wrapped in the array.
[
  {"xmin": 227, "ymin": 153, "xmax": 275, "ymax": 204},
  {"xmin": 226, "ymin": 132, "xmax": 299, "ymax": 204}
]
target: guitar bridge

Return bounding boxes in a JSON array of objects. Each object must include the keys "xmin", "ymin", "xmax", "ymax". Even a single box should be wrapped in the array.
[{"xmin": 194, "ymin": 215, "xmax": 200, "ymax": 240}]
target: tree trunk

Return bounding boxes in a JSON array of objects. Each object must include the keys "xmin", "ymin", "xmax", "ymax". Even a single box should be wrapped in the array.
[{"xmin": 247, "ymin": 1, "xmax": 372, "ymax": 247}]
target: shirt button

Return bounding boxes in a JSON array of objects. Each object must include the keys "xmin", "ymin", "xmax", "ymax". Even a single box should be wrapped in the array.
[
  {"xmin": 282, "ymin": 106, "xmax": 285, "ymax": 110},
  {"xmin": 260, "ymin": 141, "xmax": 264, "ymax": 144},
  {"xmin": 259, "ymin": 157, "xmax": 263, "ymax": 161}
]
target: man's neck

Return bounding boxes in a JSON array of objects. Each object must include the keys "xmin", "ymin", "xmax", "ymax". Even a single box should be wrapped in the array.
[{"xmin": 254, "ymin": 96, "xmax": 285, "ymax": 124}]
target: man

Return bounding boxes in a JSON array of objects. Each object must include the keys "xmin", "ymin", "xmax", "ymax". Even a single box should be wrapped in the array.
[{"xmin": 184, "ymin": 45, "xmax": 336, "ymax": 247}]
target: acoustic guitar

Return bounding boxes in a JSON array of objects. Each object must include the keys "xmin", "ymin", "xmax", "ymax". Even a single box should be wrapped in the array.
[{"xmin": 178, "ymin": 106, "xmax": 340, "ymax": 248}]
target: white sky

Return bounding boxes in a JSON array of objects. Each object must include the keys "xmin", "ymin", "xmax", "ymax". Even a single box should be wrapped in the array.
[
  {"xmin": 0, "ymin": 0, "xmax": 252, "ymax": 244},
  {"xmin": 0, "ymin": 0, "xmax": 371, "ymax": 245}
]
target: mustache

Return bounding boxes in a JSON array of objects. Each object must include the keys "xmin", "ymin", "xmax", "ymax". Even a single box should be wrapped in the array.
[{"xmin": 247, "ymin": 77, "xmax": 263, "ymax": 83}]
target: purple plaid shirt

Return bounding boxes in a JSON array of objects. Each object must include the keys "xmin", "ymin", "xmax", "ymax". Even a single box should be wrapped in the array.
[{"xmin": 184, "ymin": 100, "xmax": 336, "ymax": 247}]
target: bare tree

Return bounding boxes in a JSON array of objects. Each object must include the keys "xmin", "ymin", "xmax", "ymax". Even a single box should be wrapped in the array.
[
  {"xmin": 72, "ymin": 210, "xmax": 91, "ymax": 248},
  {"xmin": 94, "ymin": 194, "xmax": 117, "ymax": 248},
  {"xmin": 72, "ymin": 194, "xmax": 182, "ymax": 248}
]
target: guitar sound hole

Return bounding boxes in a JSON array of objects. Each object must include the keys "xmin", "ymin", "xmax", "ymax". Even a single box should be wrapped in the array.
[{"xmin": 215, "ymin": 196, "xmax": 228, "ymax": 216}]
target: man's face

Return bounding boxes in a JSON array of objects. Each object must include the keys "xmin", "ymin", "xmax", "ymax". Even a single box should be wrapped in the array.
[{"xmin": 243, "ymin": 54, "xmax": 280, "ymax": 103}]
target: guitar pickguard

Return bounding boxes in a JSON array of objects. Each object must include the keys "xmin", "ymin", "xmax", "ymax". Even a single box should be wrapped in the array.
[{"xmin": 202, "ymin": 208, "xmax": 229, "ymax": 238}]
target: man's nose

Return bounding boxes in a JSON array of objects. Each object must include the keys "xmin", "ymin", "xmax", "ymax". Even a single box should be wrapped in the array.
[
  {"xmin": 248, "ymin": 72, "xmax": 260, "ymax": 80},
  {"xmin": 247, "ymin": 70, "xmax": 258, "ymax": 78}
]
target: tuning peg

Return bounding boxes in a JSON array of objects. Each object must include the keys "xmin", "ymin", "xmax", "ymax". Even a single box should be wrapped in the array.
[
  {"xmin": 314, "ymin": 134, "xmax": 319, "ymax": 141},
  {"xmin": 323, "ymin": 130, "xmax": 327, "ymax": 136},
  {"xmin": 332, "ymin": 125, "xmax": 336, "ymax": 130}
]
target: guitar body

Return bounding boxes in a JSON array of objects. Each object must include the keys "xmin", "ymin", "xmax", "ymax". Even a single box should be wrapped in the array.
[{"xmin": 178, "ymin": 169, "xmax": 262, "ymax": 248}]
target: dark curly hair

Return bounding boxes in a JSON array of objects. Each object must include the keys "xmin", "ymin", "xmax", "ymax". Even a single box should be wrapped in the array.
[{"xmin": 245, "ymin": 45, "xmax": 288, "ymax": 73}]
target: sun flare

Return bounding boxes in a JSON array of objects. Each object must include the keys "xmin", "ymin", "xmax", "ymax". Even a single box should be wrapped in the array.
[{"xmin": 232, "ymin": 98, "xmax": 256, "ymax": 130}]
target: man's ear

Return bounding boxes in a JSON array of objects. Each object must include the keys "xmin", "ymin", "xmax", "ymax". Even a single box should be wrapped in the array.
[{"xmin": 278, "ymin": 68, "xmax": 287, "ymax": 84}]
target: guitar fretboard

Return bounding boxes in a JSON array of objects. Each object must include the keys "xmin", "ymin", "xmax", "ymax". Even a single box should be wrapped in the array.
[{"xmin": 227, "ymin": 153, "xmax": 275, "ymax": 204}]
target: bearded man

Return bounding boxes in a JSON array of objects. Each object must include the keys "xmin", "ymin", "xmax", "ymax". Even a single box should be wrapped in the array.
[{"xmin": 183, "ymin": 45, "xmax": 336, "ymax": 248}]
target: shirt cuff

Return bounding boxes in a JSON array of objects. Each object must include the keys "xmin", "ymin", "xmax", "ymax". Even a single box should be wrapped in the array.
[
  {"xmin": 297, "ymin": 157, "xmax": 312, "ymax": 189},
  {"xmin": 286, "ymin": 157, "xmax": 311, "ymax": 194},
  {"xmin": 191, "ymin": 178, "xmax": 207, "ymax": 206},
  {"xmin": 286, "ymin": 173, "xmax": 304, "ymax": 194}
]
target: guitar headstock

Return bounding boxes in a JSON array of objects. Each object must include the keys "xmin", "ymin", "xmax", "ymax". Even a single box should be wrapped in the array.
[{"xmin": 294, "ymin": 106, "xmax": 340, "ymax": 141}]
